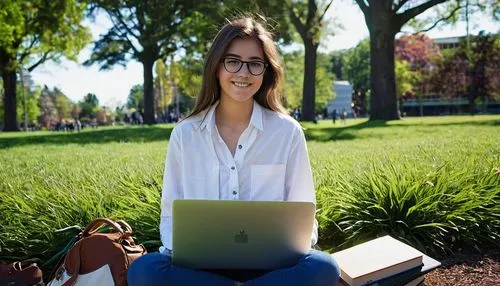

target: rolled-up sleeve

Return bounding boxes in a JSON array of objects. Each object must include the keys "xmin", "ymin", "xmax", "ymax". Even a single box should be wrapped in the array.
[
  {"xmin": 159, "ymin": 128, "xmax": 183, "ymax": 253},
  {"xmin": 284, "ymin": 126, "xmax": 318, "ymax": 246}
]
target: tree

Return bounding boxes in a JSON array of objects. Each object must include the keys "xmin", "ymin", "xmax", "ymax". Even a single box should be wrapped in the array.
[
  {"xmin": 315, "ymin": 54, "xmax": 336, "ymax": 114},
  {"xmin": 79, "ymin": 93, "xmax": 99, "ymax": 120},
  {"xmin": 395, "ymin": 59, "xmax": 421, "ymax": 114},
  {"xmin": 282, "ymin": 51, "xmax": 304, "ymax": 109},
  {"xmin": 85, "ymin": 1, "xmax": 216, "ymax": 125},
  {"xmin": 0, "ymin": 0, "xmax": 90, "ymax": 131},
  {"xmin": 354, "ymin": 0, "xmax": 498, "ymax": 120},
  {"xmin": 38, "ymin": 86, "xmax": 58, "ymax": 129},
  {"xmin": 95, "ymin": 107, "xmax": 111, "ymax": 125},
  {"xmin": 343, "ymin": 39, "xmax": 371, "ymax": 115},
  {"xmin": 395, "ymin": 34, "xmax": 441, "ymax": 71},
  {"xmin": 170, "ymin": 56, "xmax": 203, "ymax": 116},
  {"xmin": 395, "ymin": 33, "xmax": 441, "ymax": 115},
  {"xmin": 154, "ymin": 59, "xmax": 170, "ymax": 117},
  {"xmin": 330, "ymin": 50, "xmax": 349, "ymax": 80},
  {"xmin": 469, "ymin": 33, "xmax": 500, "ymax": 111},
  {"xmin": 395, "ymin": 59, "xmax": 417, "ymax": 97},
  {"xmin": 431, "ymin": 33, "xmax": 500, "ymax": 113},
  {"xmin": 431, "ymin": 49, "xmax": 468, "ymax": 99},
  {"xmin": 54, "ymin": 88, "xmax": 72, "ymax": 120},
  {"xmin": 71, "ymin": 104, "xmax": 81, "ymax": 120},
  {"xmin": 353, "ymin": 0, "xmax": 446, "ymax": 120},
  {"xmin": 282, "ymin": 50, "xmax": 335, "ymax": 113},
  {"xmin": 16, "ymin": 84, "xmax": 41, "ymax": 126},
  {"xmin": 127, "ymin": 84, "xmax": 144, "ymax": 112},
  {"xmin": 286, "ymin": 0, "xmax": 335, "ymax": 121}
]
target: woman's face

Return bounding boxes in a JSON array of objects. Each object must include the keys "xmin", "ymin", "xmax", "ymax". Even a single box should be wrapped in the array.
[{"xmin": 218, "ymin": 38, "xmax": 265, "ymax": 104}]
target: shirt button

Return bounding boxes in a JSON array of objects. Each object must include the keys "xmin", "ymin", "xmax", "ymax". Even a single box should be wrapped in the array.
[
  {"xmin": 232, "ymin": 191, "xmax": 237, "ymax": 195},
  {"xmin": 231, "ymin": 166, "xmax": 235, "ymax": 170},
  {"xmin": 238, "ymin": 145, "xmax": 242, "ymax": 149}
]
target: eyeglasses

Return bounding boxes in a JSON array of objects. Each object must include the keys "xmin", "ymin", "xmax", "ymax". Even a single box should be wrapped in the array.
[{"xmin": 221, "ymin": 58, "xmax": 268, "ymax": 76}]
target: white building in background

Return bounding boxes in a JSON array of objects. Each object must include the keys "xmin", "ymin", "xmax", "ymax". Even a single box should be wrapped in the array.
[
  {"xmin": 432, "ymin": 36, "xmax": 461, "ymax": 50},
  {"xmin": 327, "ymin": 81, "xmax": 353, "ymax": 117}
]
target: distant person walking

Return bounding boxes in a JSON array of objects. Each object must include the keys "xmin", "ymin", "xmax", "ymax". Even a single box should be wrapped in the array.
[
  {"xmin": 332, "ymin": 109, "xmax": 337, "ymax": 125},
  {"xmin": 340, "ymin": 108, "xmax": 347, "ymax": 125},
  {"xmin": 75, "ymin": 118, "xmax": 82, "ymax": 132}
]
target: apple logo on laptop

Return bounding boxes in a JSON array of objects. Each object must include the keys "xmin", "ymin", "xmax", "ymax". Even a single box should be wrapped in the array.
[{"xmin": 234, "ymin": 230, "xmax": 248, "ymax": 243}]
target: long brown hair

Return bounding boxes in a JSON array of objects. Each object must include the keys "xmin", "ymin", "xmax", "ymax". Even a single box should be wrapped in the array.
[{"xmin": 189, "ymin": 15, "xmax": 286, "ymax": 117}]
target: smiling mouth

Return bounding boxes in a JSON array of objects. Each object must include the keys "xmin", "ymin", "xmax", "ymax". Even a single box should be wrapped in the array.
[{"xmin": 232, "ymin": 81, "xmax": 251, "ymax": 88}]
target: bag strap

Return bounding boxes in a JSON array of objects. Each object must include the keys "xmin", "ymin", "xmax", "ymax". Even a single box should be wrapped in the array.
[
  {"xmin": 61, "ymin": 242, "xmax": 82, "ymax": 286},
  {"xmin": 116, "ymin": 220, "xmax": 133, "ymax": 234},
  {"xmin": 81, "ymin": 218, "xmax": 128, "ymax": 237},
  {"xmin": 46, "ymin": 235, "xmax": 79, "ymax": 283}
]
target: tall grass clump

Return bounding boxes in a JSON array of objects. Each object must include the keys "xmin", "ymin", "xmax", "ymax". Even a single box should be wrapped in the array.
[{"xmin": 316, "ymin": 159, "xmax": 500, "ymax": 256}]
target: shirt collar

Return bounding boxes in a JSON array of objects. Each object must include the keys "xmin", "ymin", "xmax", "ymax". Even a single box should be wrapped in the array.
[
  {"xmin": 195, "ymin": 100, "xmax": 264, "ymax": 132},
  {"xmin": 249, "ymin": 101, "xmax": 264, "ymax": 131}
]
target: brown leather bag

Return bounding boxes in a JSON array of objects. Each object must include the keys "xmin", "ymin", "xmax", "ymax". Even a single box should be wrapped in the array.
[
  {"xmin": 49, "ymin": 218, "xmax": 147, "ymax": 286},
  {"xmin": 0, "ymin": 261, "xmax": 44, "ymax": 286}
]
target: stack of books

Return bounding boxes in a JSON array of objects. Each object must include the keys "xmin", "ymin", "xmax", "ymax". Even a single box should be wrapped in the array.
[{"xmin": 331, "ymin": 235, "xmax": 441, "ymax": 286}]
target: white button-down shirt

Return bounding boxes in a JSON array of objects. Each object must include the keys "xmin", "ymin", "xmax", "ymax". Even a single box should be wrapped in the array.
[{"xmin": 160, "ymin": 101, "xmax": 317, "ymax": 253}]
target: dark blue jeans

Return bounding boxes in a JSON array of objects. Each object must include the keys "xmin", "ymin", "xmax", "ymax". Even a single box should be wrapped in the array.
[{"xmin": 127, "ymin": 250, "xmax": 340, "ymax": 286}]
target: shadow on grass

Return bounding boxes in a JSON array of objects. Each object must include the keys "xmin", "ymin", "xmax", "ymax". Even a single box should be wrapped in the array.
[
  {"xmin": 1, "ymin": 118, "xmax": 498, "ymax": 147},
  {"xmin": 304, "ymin": 120, "xmax": 390, "ymax": 142},
  {"xmin": 0, "ymin": 125, "xmax": 174, "ymax": 149},
  {"xmin": 303, "ymin": 118, "xmax": 500, "ymax": 142}
]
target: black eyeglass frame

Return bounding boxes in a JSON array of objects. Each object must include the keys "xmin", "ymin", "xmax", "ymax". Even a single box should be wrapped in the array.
[{"xmin": 221, "ymin": 58, "xmax": 268, "ymax": 76}]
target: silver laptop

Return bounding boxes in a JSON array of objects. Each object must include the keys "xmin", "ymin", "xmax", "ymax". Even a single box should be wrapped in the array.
[{"xmin": 172, "ymin": 200, "xmax": 315, "ymax": 270}]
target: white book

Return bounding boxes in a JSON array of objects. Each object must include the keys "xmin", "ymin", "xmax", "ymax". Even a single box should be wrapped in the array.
[{"xmin": 331, "ymin": 236, "xmax": 423, "ymax": 286}]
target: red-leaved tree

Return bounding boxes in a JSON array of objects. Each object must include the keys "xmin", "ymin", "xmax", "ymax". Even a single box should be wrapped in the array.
[
  {"xmin": 431, "ymin": 34, "xmax": 500, "ymax": 113},
  {"xmin": 395, "ymin": 34, "xmax": 442, "ymax": 115},
  {"xmin": 395, "ymin": 34, "xmax": 442, "ymax": 72}
]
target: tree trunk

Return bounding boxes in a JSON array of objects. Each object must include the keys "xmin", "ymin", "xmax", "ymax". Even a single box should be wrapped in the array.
[
  {"xmin": 301, "ymin": 40, "xmax": 318, "ymax": 121},
  {"xmin": 142, "ymin": 57, "xmax": 156, "ymax": 125},
  {"xmin": 2, "ymin": 70, "xmax": 20, "ymax": 131},
  {"xmin": 368, "ymin": 5, "xmax": 399, "ymax": 121}
]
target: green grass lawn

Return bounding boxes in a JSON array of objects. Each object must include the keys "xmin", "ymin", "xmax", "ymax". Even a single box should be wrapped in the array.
[{"xmin": 0, "ymin": 115, "xmax": 499, "ymax": 272}]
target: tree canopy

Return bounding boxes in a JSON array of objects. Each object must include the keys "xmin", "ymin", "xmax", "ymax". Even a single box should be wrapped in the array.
[
  {"xmin": 85, "ymin": 0, "xmax": 220, "ymax": 125},
  {"xmin": 0, "ymin": 0, "xmax": 90, "ymax": 131}
]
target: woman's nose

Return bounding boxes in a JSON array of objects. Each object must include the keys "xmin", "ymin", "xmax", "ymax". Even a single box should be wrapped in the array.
[{"xmin": 237, "ymin": 63, "xmax": 251, "ymax": 75}]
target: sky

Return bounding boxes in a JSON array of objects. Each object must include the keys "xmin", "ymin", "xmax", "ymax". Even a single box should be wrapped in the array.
[{"xmin": 30, "ymin": 1, "xmax": 499, "ymax": 109}]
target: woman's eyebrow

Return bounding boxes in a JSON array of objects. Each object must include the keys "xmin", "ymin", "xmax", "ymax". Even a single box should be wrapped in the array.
[{"xmin": 224, "ymin": 53, "xmax": 264, "ymax": 61}]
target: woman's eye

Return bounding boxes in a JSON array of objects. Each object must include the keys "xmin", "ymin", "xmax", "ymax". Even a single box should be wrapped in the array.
[{"xmin": 250, "ymin": 62, "xmax": 262, "ymax": 68}]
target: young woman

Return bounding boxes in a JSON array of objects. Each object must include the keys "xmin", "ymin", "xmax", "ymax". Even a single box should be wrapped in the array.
[{"xmin": 127, "ymin": 16, "xmax": 340, "ymax": 286}]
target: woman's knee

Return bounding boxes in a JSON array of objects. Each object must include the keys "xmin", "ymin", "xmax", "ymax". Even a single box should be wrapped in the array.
[
  {"xmin": 305, "ymin": 250, "xmax": 340, "ymax": 283},
  {"xmin": 127, "ymin": 253, "xmax": 170, "ymax": 286}
]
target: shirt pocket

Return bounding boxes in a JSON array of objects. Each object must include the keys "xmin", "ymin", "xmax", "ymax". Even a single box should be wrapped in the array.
[{"xmin": 251, "ymin": 164, "xmax": 285, "ymax": 201}]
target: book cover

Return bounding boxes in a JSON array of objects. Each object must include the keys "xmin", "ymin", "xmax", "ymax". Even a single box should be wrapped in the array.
[
  {"xmin": 372, "ymin": 264, "xmax": 423, "ymax": 286},
  {"xmin": 404, "ymin": 275, "xmax": 425, "ymax": 286},
  {"xmin": 331, "ymin": 236, "xmax": 423, "ymax": 286},
  {"xmin": 420, "ymin": 254, "xmax": 441, "ymax": 273},
  {"xmin": 372, "ymin": 253, "xmax": 442, "ymax": 286}
]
